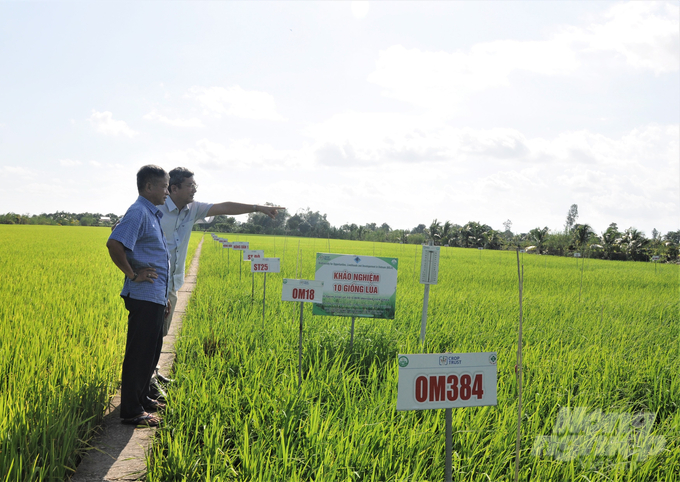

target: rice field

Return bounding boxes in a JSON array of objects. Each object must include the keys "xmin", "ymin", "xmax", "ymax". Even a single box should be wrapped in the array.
[
  {"xmin": 145, "ymin": 235, "xmax": 679, "ymax": 481},
  {"xmin": 0, "ymin": 225, "xmax": 201, "ymax": 482}
]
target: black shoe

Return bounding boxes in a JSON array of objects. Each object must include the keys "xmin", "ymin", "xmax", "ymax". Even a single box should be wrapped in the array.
[
  {"xmin": 143, "ymin": 398, "xmax": 166, "ymax": 413},
  {"xmin": 157, "ymin": 373, "xmax": 174, "ymax": 384},
  {"xmin": 155, "ymin": 368, "xmax": 174, "ymax": 384},
  {"xmin": 149, "ymin": 379, "xmax": 167, "ymax": 402}
]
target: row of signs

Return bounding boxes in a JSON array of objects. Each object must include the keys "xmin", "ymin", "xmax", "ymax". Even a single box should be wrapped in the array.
[{"xmin": 211, "ymin": 234, "xmax": 497, "ymax": 411}]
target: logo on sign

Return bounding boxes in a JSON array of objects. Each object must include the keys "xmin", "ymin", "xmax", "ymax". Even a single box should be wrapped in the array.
[
  {"xmin": 439, "ymin": 355, "xmax": 461, "ymax": 366},
  {"xmin": 354, "ymin": 256, "xmax": 361, "ymax": 263},
  {"xmin": 398, "ymin": 356, "xmax": 409, "ymax": 367},
  {"xmin": 489, "ymin": 354, "xmax": 497, "ymax": 364}
]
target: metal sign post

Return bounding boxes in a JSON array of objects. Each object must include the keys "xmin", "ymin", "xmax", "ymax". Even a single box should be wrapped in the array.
[
  {"xmin": 244, "ymin": 250, "xmax": 264, "ymax": 304},
  {"xmin": 282, "ymin": 279, "xmax": 324, "ymax": 388},
  {"xmin": 232, "ymin": 242, "xmax": 250, "ymax": 281},
  {"xmin": 350, "ymin": 317, "xmax": 356, "ymax": 350},
  {"xmin": 397, "ymin": 352, "xmax": 498, "ymax": 482},
  {"xmin": 419, "ymin": 243, "xmax": 440, "ymax": 344},
  {"xmin": 252, "ymin": 258, "xmax": 280, "ymax": 330}
]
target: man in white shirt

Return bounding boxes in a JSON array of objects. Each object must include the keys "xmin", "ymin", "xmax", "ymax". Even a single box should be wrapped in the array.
[{"xmin": 159, "ymin": 167, "xmax": 282, "ymax": 343}]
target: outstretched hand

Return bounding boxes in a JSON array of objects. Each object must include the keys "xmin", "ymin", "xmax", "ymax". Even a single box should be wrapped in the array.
[{"xmin": 260, "ymin": 206, "xmax": 285, "ymax": 219}]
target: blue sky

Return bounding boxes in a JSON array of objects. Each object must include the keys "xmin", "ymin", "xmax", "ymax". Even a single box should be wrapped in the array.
[{"xmin": 1, "ymin": 1, "xmax": 678, "ymax": 235}]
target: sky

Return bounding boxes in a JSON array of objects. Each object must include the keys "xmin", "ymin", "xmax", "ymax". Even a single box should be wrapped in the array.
[{"xmin": 1, "ymin": 1, "xmax": 678, "ymax": 236}]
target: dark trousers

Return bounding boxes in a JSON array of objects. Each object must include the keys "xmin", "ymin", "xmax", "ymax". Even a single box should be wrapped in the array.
[{"xmin": 120, "ymin": 296, "xmax": 165, "ymax": 419}]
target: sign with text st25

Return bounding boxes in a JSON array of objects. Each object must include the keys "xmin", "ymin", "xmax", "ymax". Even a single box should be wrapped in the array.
[
  {"xmin": 232, "ymin": 242, "xmax": 250, "ymax": 251},
  {"xmin": 281, "ymin": 279, "xmax": 324, "ymax": 303},
  {"xmin": 313, "ymin": 253, "xmax": 398, "ymax": 319},
  {"xmin": 243, "ymin": 249, "xmax": 264, "ymax": 261},
  {"xmin": 420, "ymin": 245, "xmax": 440, "ymax": 285},
  {"xmin": 397, "ymin": 352, "xmax": 497, "ymax": 411},
  {"xmin": 251, "ymin": 258, "xmax": 280, "ymax": 273}
]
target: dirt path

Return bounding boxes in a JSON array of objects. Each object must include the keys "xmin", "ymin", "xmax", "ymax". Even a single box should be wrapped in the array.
[{"xmin": 70, "ymin": 237, "xmax": 204, "ymax": 481}]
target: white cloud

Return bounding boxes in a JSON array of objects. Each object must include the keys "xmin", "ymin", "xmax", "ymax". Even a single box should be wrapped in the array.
[
  {"xmin": 143, "ymin": 110, "xmax": 204, "ymax": 128},
  {"xmin": 1, "ymin": 166, "xmax": 35, "ymax": 178},
  {"xmin": 187, "ymin": 86, "xmax": 286, "ymax": 121},
  {"xmin": 367, "ymin": 1, "xmax": 678, "ymax": 111},
  {"xmin": 88, "ymin": 110, "xmax": 138, "ymax": 137},
  {"xmin": 89, "ymin": 161, "xmax": 103, "ymax": 168},
  {"xmin": 351, "ymin": 1, "xmax": 369, "ymax": 19},
  {"xmin": 59, "ymin": 159, "xmax": 82, "ymax": 167},
  {"xmin": 568, "ymin": 1, "xmax": 680, "ymax": 75},
  {"xmin": 163, "ymin": 137, "xmax": 310, "ymax": 172},
  {"xmin": 304, "ymin": 111, "xmax": 534, "ymax": 166}
]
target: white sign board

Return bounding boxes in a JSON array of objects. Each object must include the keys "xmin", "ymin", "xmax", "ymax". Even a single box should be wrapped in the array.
[
  {"xmin": 652, "ymin": 256, "xmax": 660, "ymax": 261},
  {"xmin": 397, "ymin": 352, "xmax": 498, "ymax": 411},
  {"xmin": 574, "ymin": 252, "xmax": 581, "ymax": 258},
  {"xmin": 420, "ymin": 245, "xmax": 440, "ymax": 285},
  {"xmin": 243, "ymin": 249, "xmax": 264, "ymax": 261},
  {"xmin": 281, "ymin": 279, "xmax": 324, "ymax": 303},
  {"xmin": 313, "ymin": 253, "xmax": 398, "ymax": 319},
  {"xmin": 232, "ymin": 242, "xmax": 250, "ymax": 250},
  {"xmin": 251, "ymin": 258, "xmax": 280, "ymax": 273},
  {"xmin": 222, "ymin": 242, "xmax": 233, "ymax": 248}
]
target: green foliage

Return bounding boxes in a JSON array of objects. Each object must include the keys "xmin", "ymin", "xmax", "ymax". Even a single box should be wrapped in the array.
[
  {"xmin": 0, "ymin": 227, "xmax": 205, "ymax": 481},
  {"xmin": 147, "ymin": 236, "xmax": 679, "ymax": 481},
  {"xmin": 0, "ymin": 226, "xmax": 127, "ymax": 480}
]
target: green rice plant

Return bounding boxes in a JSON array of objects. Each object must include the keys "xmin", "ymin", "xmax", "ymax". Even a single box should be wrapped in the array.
[
  {"xmin": 148, "ymin": 235, "xmax": 679, "ymax": 481},
  {"xmin": 0, "ymin": 226, "xmax": 203, "ymax": 481}
]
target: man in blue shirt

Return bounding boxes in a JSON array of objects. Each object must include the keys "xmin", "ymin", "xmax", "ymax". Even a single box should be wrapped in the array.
[{"xmin": 106, "ymin": 165, "xmax": 172, "ymax": 427}]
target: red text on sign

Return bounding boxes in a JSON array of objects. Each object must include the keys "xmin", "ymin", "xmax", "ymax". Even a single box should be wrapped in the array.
[
  {"xmin": 414, "ymin": 374, "xmax": 484, "ymax": 403},
  {"xmin": 332, "ymin": 271, "xmax": 380, "ymax": 283},
  {"xmin": 332, "ymin": 284, "xmax": 378, "ymax": 294},
  {"xmin": 292, "ymin": 288, "xmax": 315, "ymax": 300}
]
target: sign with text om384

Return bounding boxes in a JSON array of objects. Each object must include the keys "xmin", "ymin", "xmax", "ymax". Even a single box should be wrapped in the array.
[{"xmin": 397, "ymin": 352, "xmax": 498, "ymax": 411}]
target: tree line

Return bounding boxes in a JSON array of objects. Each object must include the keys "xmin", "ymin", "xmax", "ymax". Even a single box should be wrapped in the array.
[
  {"xmin": 0, "ymin": 211, "xmax": 120, "ymax": 226},
  {"xmin": 2, "ymin": 204, "xmax": 678, "ymax": 262}
]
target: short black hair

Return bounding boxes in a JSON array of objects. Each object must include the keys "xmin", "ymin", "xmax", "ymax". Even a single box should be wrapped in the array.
[
  {"xmin": 169, "ymin": 167, "xmax": 194, "ymax": 190},
  {"xmin": 137, "ymin": 165, "xmax": 167, "ymax": 192}
]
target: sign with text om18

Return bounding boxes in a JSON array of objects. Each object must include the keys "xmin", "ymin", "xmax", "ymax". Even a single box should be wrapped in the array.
[
  {"xmin": 281, "ymin": 279, "xmax": 324, "ymax": 303},
  {"xmin": 313, "ymin": 253, "xmax": 398, "ymax": 319},
  {"xmin": 397, "ymin": 352, "xmax": 498, "ymax": 411}
]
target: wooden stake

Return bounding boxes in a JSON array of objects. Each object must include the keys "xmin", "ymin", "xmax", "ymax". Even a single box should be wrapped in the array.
[{"xmin": 514, "ymin": 249, "xmax": 524, "ymax": 482}]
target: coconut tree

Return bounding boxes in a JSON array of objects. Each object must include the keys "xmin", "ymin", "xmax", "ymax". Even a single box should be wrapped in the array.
[
  {"xmin": 528, "ymin": 226, "xmax": 549, "ymax": 254},
  {"xmin": 428, "ymin": 219, "xmax": 442, "ymax": 244},
  {"xmin": 617, "ymin": 228, "xmax": 649, "ymax": 261},
  {"xmin": 572, "ymin": 224, "xmax": 595, "ymax": 252},
  {"xmin": 600, "ymin": 225, "xmax": 621, "ymax": 260}
]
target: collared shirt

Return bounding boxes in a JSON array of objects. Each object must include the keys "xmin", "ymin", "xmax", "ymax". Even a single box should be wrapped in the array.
[
  {"xmin": 109, "ymin": 196, "xmax": 170, "ymax": 306},
  {"xmin": 159, "ymin": 196, "xmax": 213, "ymax": 293}
]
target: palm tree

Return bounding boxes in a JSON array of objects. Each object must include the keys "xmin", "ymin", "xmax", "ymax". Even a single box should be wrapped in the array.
[
  {"xmin": 617, "ymin": 228, "xmax": 649, "ymax": 261},
  {"xmin": 600, "ymin": 226, "xmax": 620, "ymax": 260},
  {"xmin": 428, "ymin": 219, "xmax": 442, "ymax": 245},
  {"xmin": 441, "ymin": 221, "xmax": 452, "ymax": 246},
  {"xmin": 572, "ymin": 224, "xmax": 595, "ymax": 252},
  {"xmin": 528, "ymin": 226, "xmax": 549, "ymax": 254}
]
